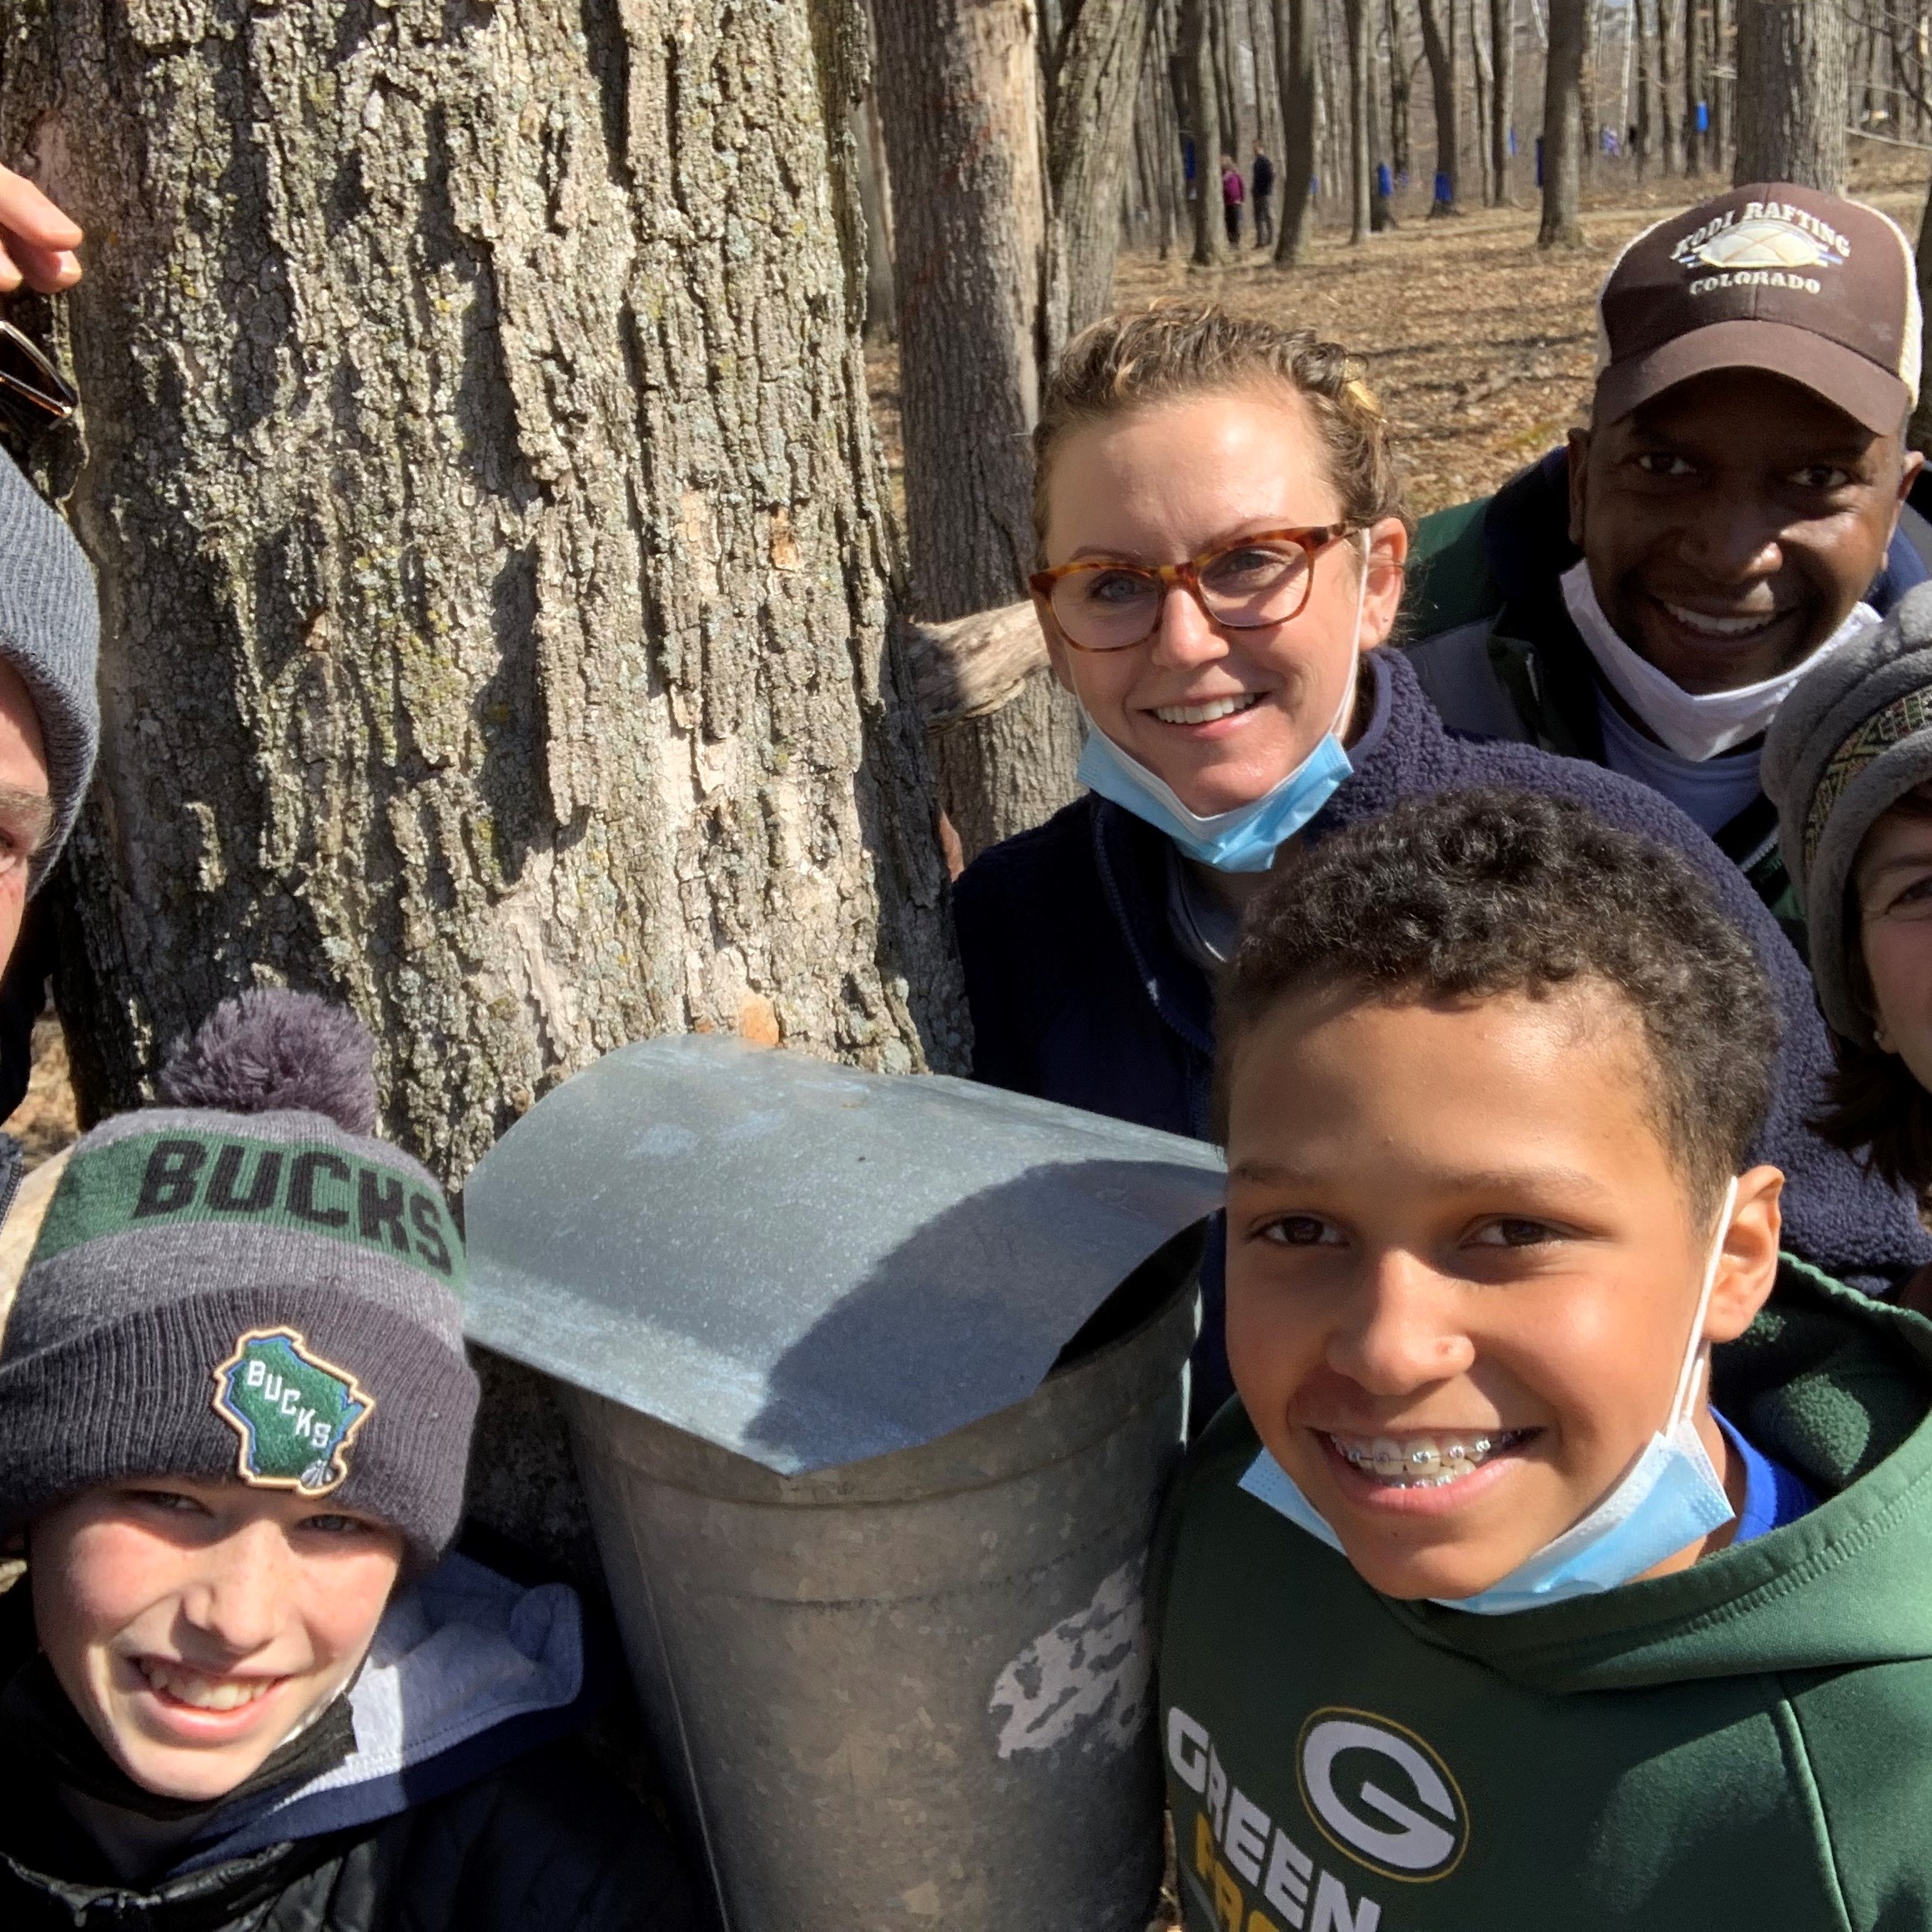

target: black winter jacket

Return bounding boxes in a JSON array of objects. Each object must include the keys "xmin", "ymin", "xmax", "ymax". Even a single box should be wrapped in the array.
[
  {"xmin": 0, "ymin": 1738, "xmax": 698, "ymax": 1931},
  {"xmin": 0, "ymin": 1552, "xmax": 702, "ymax": 1932}
]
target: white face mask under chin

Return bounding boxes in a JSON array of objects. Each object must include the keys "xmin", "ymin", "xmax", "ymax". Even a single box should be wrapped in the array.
[{"xmin": 1559, "ymin": 560, "xmax": 1879, "ymax": 762}]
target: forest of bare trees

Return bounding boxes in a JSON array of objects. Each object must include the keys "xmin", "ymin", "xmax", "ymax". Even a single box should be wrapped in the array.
[
  {"xmin": 855, "ymin": 0, "xmax": 1932, "ymax": 312},
  {"xmin": 0, "ymin": 0, "xmax": 1915, "ymax": 1150}
]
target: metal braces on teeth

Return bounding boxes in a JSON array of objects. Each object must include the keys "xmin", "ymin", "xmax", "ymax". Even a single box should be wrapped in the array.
[{"xmin": 1332, "ymin": 1431, "xmax": 1521, "ymax": 1487}]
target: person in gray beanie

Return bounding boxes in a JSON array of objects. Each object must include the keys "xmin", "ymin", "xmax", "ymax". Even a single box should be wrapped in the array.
[
  {"xmin": 0, "ymin": 987, "xmax": 701, "ymax": 1929},
  {"xmin": 1765, "ymin": 578, "xmax": 1932, "ymax": 1211},
  {"xmin": 0, "ymin": 447, "xmax": 97, "ymax": 893},
  {"xmin": 0, "ymin": 442, "xmax": 99, "ymax": 1139},
  {"xmin": 0, "ymin": 985, "xmax": 476, "ymax": 1571}
]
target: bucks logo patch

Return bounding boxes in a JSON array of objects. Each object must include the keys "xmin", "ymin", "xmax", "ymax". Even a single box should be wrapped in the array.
[{"xmin": 210, "ymin": 1328, "xmax": 374, "ymax": 1496}]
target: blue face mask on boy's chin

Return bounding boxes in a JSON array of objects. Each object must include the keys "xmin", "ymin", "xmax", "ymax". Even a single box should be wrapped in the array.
[
  {"xmin": 1239, "ymin": 1179, "xmax": 1743, "ymax": 1616},
  {"xmin": 1072, "ymin": 539, "xmax": 1366, "ymax": 874}
]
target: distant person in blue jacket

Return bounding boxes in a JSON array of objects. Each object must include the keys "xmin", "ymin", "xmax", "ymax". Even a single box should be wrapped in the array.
[{"xmin": 953, "ymin": 303, "xmax": 1932, "ymax": 1421}]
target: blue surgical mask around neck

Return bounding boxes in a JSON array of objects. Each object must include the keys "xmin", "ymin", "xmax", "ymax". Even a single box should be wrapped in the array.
[
  {"xmin": 1239, "ymin": 1178, "xmax": 1742, "ymax": 1615},
  {"xmin": 1074, "ymin": 537, "xmax": 1366, "ymax": 873}
]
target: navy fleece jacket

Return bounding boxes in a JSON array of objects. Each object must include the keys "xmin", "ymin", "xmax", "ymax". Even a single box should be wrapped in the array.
[{"xmin": 954, "ymin": 650, "xmax": 1932, "ymax": 1414}]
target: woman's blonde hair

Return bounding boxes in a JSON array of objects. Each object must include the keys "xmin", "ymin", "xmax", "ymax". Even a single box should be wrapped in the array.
[{"xmin": 1031, "ymin": 303, "xmax": 1406, "ymax": 558}]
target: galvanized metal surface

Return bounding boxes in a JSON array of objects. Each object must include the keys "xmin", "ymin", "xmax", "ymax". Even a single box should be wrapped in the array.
[
  {"xmin": 462, "ymin": 1034, "xmax": 1223, "ymax": 1473},
  {"xmin": 568, "ymin": 1273, "xmax": 1198, "ymax": 1932}
]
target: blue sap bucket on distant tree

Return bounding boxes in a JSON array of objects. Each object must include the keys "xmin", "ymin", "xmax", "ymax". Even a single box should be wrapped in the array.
[
  {"xmin": 1377, "ymin": 161, "xmax": 1393, "ymax": 199},
  {"xmin": 1434, "ymin": 169, "xmax": 1452, "ymax": 204}
]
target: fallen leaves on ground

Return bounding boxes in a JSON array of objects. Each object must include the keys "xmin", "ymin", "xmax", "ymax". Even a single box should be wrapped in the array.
[{"xmin": 872, "ymin": 148, "xmax": 1932, "ymax": 527}]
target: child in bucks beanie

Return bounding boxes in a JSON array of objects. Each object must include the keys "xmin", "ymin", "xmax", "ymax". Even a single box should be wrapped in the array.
[{"xmin": 0, "ymin": 989, "xmax": 700, "ymax": 1931}]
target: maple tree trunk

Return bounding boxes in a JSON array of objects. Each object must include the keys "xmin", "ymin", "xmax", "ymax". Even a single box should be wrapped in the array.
[
  {"xmin": 1345, "ymin": 0, "xmax": 1374, "ymax": 239},
  {"xmin": 1733, "ymin": 0, "xmax": 1847, "ymax": 190},
  {"xmin": 1416, "ymin": 0, "xmax": 1461, "ymax": 210},
  {"xmin": 1272, "ymin": 0, "xmax": 1318, "ymax": 260},
  {"xmin": 1044, "ymin": 0, "xmax": 1160, "ymax": 361},
  {"xmin": 1184, "ymin": 0, "xmax": 1234, "ymax": 264},
  {"xmin": 873, "ymin": 0, "xmax": 1151, "ymax": 863},
  {"xmin": 1909, "ymin": 174, "xmax": 1932, "ymax": 457},
  {"xmin": 1470, "ymin": 0, "xmax": 1495, "ymax": 204},
  {"xmin": 1490, "ymin": 0, "xmax": 1516, "ymax": 198},
  {"xmin": 1540, "ymin": 0, "xmax": 1588, "ymax": 244},
  {"xmin": 1388, "ymin": 0, "xmax": 1415, "ymax": 177},
  {"xmin": 1, "ymin": 0, "xmax": 966, "ymax": 1564},
  {"xmin": 1656, "ymin": 0, "xmax": 1681, "ymax": 172}
]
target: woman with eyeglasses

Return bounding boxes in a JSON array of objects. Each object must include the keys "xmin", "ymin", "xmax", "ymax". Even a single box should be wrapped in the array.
[{"xmin": 954, "ymin": 303, "xmax": 1932, "ymax": 1423}]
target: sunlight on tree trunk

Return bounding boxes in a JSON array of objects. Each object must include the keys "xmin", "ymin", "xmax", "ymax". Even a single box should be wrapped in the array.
[
  {"xmin": 1, "ymin": 0, "xmax": 965, "ymax": 1165},
  {"xmin": 1733, "ymin": 0, "xmax": 1846, "ymax": 191},
  {"xmin": 1540, "ymin": 0, "xmax": 1588, "ymax": 245},
  {"xmin": 1416, "ymin": 0, "xmax": 1461, "ymax": 213},
  {"xmin": 1272, "ymin": 0, "xmax": 1318, "ymax": 261}
]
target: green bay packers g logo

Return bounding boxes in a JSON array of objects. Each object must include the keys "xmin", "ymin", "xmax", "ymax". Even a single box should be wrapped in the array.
[
  {"xmin": 1296, "ymin": 1707, "xmax": 1469, "ymax": 1882},
  {"xmin": 211, "ymin": 1328, "xmax": 374, "ymax": 1497}
]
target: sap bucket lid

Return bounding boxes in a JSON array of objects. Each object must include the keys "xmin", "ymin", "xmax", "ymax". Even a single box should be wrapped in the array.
[{"xmin": 462, "ymin": 1035, "xmax": 1224, "ymax": 1474}]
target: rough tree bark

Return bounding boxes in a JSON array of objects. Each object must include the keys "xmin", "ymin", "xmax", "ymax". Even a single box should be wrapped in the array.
[
  {"xmin": 1470, "ymin": 0, "xmax": 1495, "ymax": 204},
  {"xmin": 1490, "ymin": 0, "xmax": 1516, "ymax": 199},
  {"xmin": 1150, "ymin": 2, "xmax": 1193, "ymax": 259},
  {"xmin": 1387, "ymin": 0, "xmax": 1414, "ymax": 178},
  {"xmin": 1, "ymin": 0, "xmax": 966, "ymax": 1571},
  {"xmin": 853, "ymin": 86, "xmax": 898, "ymax": 345},
  {"xmin": 870, "ymin": 0, "xmax": 1156, "ymax": 866},
  {"xmin": 1578, "ymin": 0, "xmax": 1599, "ymax": 180},
  {"xmin": 1416, "ymin": 0, "xmax": 1460, "ymax": 211},
  {"xmin": 1909, "ymin": 174, "xmax": 1932, "ymax": 456},
  {"xmin": 1708, "ymin": 0, "xmax": 1730, "ymax": 171},
  {"xmin": 1210, "ymin": 0, "xmax": 1244, "ymax": 165},
  {"xmin": 873, "ymin": 0, "xmax": 1044, "ymax": 621},
  {"xmin": 1345, "ymin": 0, "xmax": 1374, "ymax": 239},
  {"xmin": 870, "ymin": 0, "xmax": 1080, "ymax": 868},
  {"xmin": 1733, "ymin": 0, "xmax": 1847, "ymax": 190},
  {"xmin": 1272, "ymin": 0, "xmax": 1318, "ymax": 260},
  {"xmin": 1656, "ymin": 0, "xmax": 1680, "ymax": 173},
  {"xmin": 1184, "ymin": 0, "xmax": 1233, "ymax": 264},
  {"xmin": 1043, "ymin": 0, "xmax": 1160, "ymax": 364},
  {"xmin": 1684, "ymin": 0, "xmax": 1706, "ymax": 172},
  {"xmin": 1366, "ymin": 23, "xmax": 1398, "ymax": 227},
  {"xmin": 1635, "ymin": 0, "xmax": 1654, "ymax": 178},
  {"xmin": 1540, "ymin": 0, "xmax": 1588, "ymax": 244}
]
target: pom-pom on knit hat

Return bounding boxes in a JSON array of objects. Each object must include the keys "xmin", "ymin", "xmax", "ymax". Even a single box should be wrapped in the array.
[
  {"xmin": 0, "ymin": 989, "xmax": 478, "ymax": 1572},
  {"xmin": 1763, "ymin": 581, "xmax": 1932, "ymax": 1046}
]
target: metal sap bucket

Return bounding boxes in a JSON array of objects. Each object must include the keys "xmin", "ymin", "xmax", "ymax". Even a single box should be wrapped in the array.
[{"xmin": 464, "ymin": 1036, "xmax": 1224, "ymax": 1932}]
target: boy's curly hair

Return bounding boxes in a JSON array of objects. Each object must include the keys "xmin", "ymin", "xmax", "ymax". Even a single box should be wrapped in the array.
[
  {"xmin": 1032, "ymin": 303, "xmax": 1406, "ymax": 557},
  {"xmin": 1215, "ymin": 789, "xmax": 1779, "ymax": 1211}
]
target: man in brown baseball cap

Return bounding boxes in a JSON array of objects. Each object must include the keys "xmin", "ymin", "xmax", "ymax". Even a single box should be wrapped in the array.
[{"xmin": 1401, "ymin": 182, "xmax": 1929, "ymax": 947}]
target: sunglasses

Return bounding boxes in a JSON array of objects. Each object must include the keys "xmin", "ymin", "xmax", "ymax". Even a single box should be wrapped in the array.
[{"xmin": 0, "ymin": 320, "xmax": 78, "ymax": 442}]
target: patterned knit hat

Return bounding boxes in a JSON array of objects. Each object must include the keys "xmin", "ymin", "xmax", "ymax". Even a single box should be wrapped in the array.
[
  {"xmin": 0, "ymin": 990, "xmax": 478, "ymax": 1572},
  {"xmin": 1763, "ymin": 581, "xmax": 1932, "ymax": 1045}
]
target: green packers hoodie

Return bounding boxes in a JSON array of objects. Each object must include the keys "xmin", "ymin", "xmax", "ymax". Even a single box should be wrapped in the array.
[{"xmin": 1152, "ymin": 1258, "xmax": 1932, "ymax": 1932}]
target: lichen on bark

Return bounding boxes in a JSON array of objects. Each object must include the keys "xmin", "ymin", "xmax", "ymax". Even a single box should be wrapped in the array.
[{"xmin": 2, "ymin": 0, "xmax": 965, "ymax": 1189}]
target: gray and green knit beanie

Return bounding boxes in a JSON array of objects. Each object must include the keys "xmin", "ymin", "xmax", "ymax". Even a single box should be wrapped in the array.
[
  {"xmin": 0, "ymin": 449, "xmax": 99, "ymax": 890},
  {"xmin": 1763, "ymin": 580, "xmax": 1932, "ymax": 1046},
  {"xmin": 0, "ymin": 989, "xmax": 478, "ymax": 1572}
]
